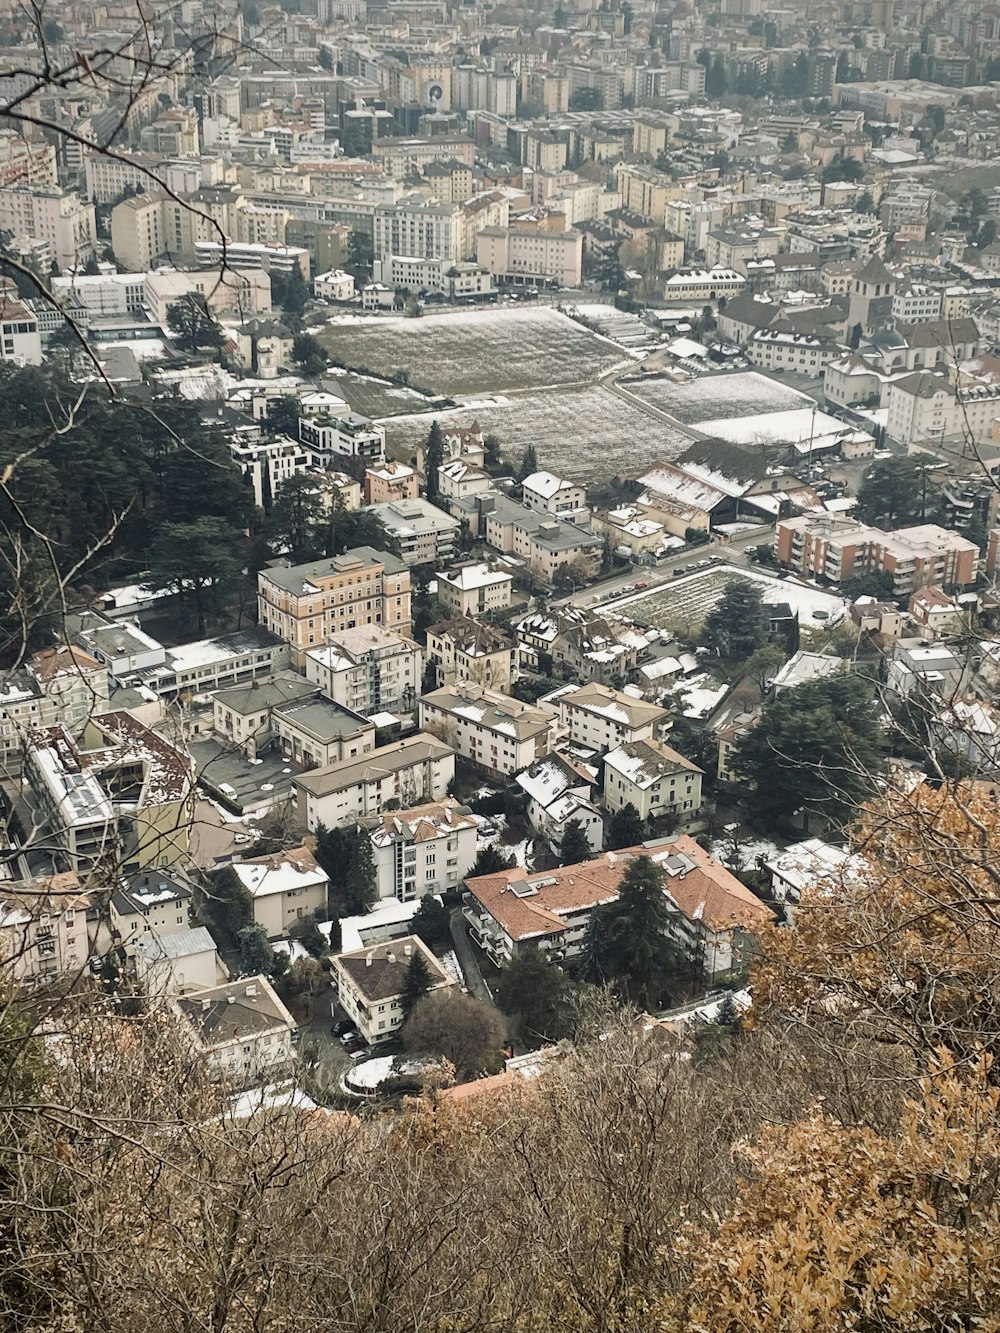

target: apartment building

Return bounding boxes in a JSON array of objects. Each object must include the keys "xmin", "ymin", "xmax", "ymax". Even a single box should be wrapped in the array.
[
  {"xmin": 298, "ymin": 412, "xmax": 386, "ymax": 467},
  {"xmin": 233, "ymin": 846, "xmax": 330, "ymax": 940},
  {"xmin": 0, "ymin": 872, "xmax": 92, "ymax": 988},
  {"xmin": 559, "ymin": 683, "xmax": 669, "ymax": 753},
  {"xmin": 476, "ymin": 225, "xmax": 583, "ymax": 287},
  {"xmin": 257, "ymin": 547, "xmax": 412, "ymax": 667},
  {"xmin": 436, "ymin": 562, "xmax": 513, "ymax": 617},
  {"xmin": 172, "ymin": 977, "xmax": 297, "ymax": 1085},
  {"xmin": 746, "ymin": 330, "xmax": 840, "ymax": 374},
  {"xmin": 479, "ymin": 495, "xmax": 602, "ymax": 582},
  {"xmin": 463, "ymin": 838, "xmax": 774, "ymax": 981},
  {"xmin": 293, "ymin": 733, "xmax": 456, "ymax": 830},
  {"xmin": 515, "ymin": 752, "xmax": 605, "ymax": 854},
  {"xmin": 370, "ymin": 497, "xmax": 460, "ymax": 566},
  {"xmin": 776, "ymin": 514, "xmax": 979, "ymax": 593},
  {"xmin": 0, "ymin": 645, "xmax": 109, "ymax": 773},
  {"xmin": 603, "ymin": 739, "xmax": 704, "ymax": 821},
  {"xmin": 331, "ymin": 936, "xmax": 453, "ymax": 1046},
  {"xmin": 0, "ymin": 186, "xmax": 96, "ymax": 271},
  {"xmin": 521, "ymin": 470, "xmax": 589, "ymax": 519},
  {"xmin": 373, "ymin": 197, "xmax": 464, "ymax": 263},
  {"xmin": 419, "ymin": 683, "xmax": 552, "ymax": 777},
  {"xmin": 110, "ymin": 870, "xmax": 193, "ymax": 945},
  {"xmin": 304, "ymin": 626, "xmax": 422, "ymax": 713},
  {"xmin": 364, "ymin": 461, "xmax": 418, "ymax": 505},
  {"xmin": 425, "ymin": 618, "xmax": 516, "ymax": 691},
  {"xmin": 211, "ymin": 676, "xmax": 375, "ymax": 767},
  {"xmin": 360, "ymin": 799, "xmax": 478, "ymax": 903},
  {"xmin": 0, "ymin": 292, "xmax": 41, "ymax": 365}
]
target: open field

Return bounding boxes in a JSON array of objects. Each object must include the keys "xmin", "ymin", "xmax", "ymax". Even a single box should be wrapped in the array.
[
  {"xmin": 316, "ymin": 307, "xmax": 630, "ymax": 397},
  {"xmin": 622, "ymin": 370, "xmax": 814, "ymax": 425},
  {"xmin": 381, "ymin": 385, "xmax": 694, "ymax": 482},
  {"xmin": 328, "ymin": 373, "xmax": 433, "ymax": 420},
  {"xmin": 607, "ymin": 566, "xmax": 847, "ymax": 634}
]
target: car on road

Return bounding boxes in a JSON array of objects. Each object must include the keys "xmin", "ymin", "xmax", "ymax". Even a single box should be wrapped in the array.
[{"xmin": 343, "ymin": 1036, "xmax": 369, "ymax": 1055}]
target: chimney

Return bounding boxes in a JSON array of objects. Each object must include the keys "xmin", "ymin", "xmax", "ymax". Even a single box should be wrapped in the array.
[
  {"xmin": 251, "ymin": 679, "xmax": 259, "ymax": 689},
  {"xmin": 295, "ymin": 860, "xmax": 304, "ymax": 872},
  {"xmin": 366, "ymin": 953, "xmax": 373, "ymax": 967},
  {"xmin": 246, "ymin": 984, "xmax": 257, "ymax": 998},
  {"xmin": 227, "ymin": 995, "xmax": 235, "ymax": 1004},
  {"xmin": 386, "ymin": 951, "xmax": 396, "ymax": 963},
  {"xmin": 403, "ymin": 943, "xmax": 412, "ymax": 957}
]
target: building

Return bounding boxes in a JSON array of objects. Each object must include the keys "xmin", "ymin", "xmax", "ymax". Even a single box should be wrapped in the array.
[
  {"xmin": 770, "ymin": 651, "xmax": 846, "ymax": 695},
  {"xmin": 603, "ymin": 739, "xmax": 704, "ymax": 822},
  {"xmin": 463, "ymin": 837, "xmax": 774, "ymax": 981},
  {"xmin": 425, "ymin": 618, "xmax": 516, "ymax": 691},
  {"xmin": 212, "ymin": 678, "xmax": 375, "ymax": 768},
  {"xmin": 370, "ymin": 497, "xmax": 460, "ymax": 566},
  {"xmin": 0, "ymin": 186, "xmax": 96, "ymax": 271},
  {"xmin": 0, "ymin": 644, "xmax": 109, "ymax": 773},
  {"xmin": 314, "ymin": 269, "xmax": 355, "ymax": 301},
  {"xmin": 303, "ymin": 626, "xmax": 422, "ymax": 714},
  {"xmin": 233, "ymin": 847, "xmax": 330, "ymax": 941},
  {"xmin": 132, "ymin": 927, "xmax": 225, "ymax": 997},
  {"xmin": 476, "ymin": 225, "xmax": 583, "ymax": 288},
  {"xmin": 24, "ymin": 713, "xmax": 194, "ymax": 873},
  {"xmin": 360, "ymin": 799, "xmax": 478, "ymax": 903},
  {"xmin": 515, "ymin": 752, "xmax": 604, "ymax": 854},
  {"xmin": 436, "ymin": 562, "xmax": 513, "ymax": 618},
  {"xmin": 776, "ymin": 515, "xmax": 979, "ymax": 594},
  {"xmin": 257, "ymin": 547, "xmax": 412, "ymax": 667},
  {"xmin": 172, "ymin": 976, "xmax": 296, "ymax": 1085},
  {"xmin": 908, "ymin": 585, "xmax": 968, "ymax": 638},
  {"xmin": 298, "ymin": 412, "xmax": 386, "ymax": 468},
  {"xmin": 0, "ymin": 291, "xmax": 41, "ymax": 365},
  {"xmin": 293, "ymin": 733, "xmax": 455, "ymax": 831},
  {"xmin": 419, "ymin": 683, "xmax": 552, "ymax": 777},
  {"xmin": 0, "ymin": 872, "xmax": 91, "ymax": 988},
  {"xmin": 110, "ymin": 870, "xmax": 193, "ymax": 946},
  {"xmin": 559, "ymin": 683, "xmax": 669, "ymax": 753},
  {"xmin": 364, "ymin": 461, "xmax": 418, "ymax": 506},
  {"xmin": 888, "ymin": 638, "xmax": 963, "ymax": 699},
  {"xmin": 478, "ymin": 495, "xmax": 602, "ymax": 582},
  {"xmin": 331, "ymin": 935, "xmax": 454, "ymax": 1046},
  {"xmin": 521, "ymin": 471, "xmax": 588, "ymax": 519},
  {"xmin": 765, "ymin": 837, "xmax": 864, "ymax": 911}
]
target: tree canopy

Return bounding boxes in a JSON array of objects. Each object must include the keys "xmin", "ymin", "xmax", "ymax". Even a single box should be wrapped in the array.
[
  {"xmin": 586, "ymin": 855, "xmax": 683, "ymax": 1009},
  {"xmin": 702, "ymin": 580, "xmax": 769, "ymax": 661},
  {"xmin": 854, "ymin": 456, "xmax": 940, "ymax": 530},
  {"xmin": 166, "ymin": 293, "xmax": 224, "ymax": 352}
]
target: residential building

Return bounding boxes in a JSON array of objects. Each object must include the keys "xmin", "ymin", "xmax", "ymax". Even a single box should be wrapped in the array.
[
  {"xmin": 360, "ymin": 799, "xmax": 478, "ymax": 903},
  {"xmin": 765, "ymin": 837, "xmax": 864, "ymax": 910},
  {"xmin": 233, "ymin": 847, "xmax": 330, "ymax": 941},
  {"xmin": 603, "ymin": 739, "xmax": 704, "ymax": 822},
  {"xmin": 110, "ymin": 870, "xmax": 193, "ymax": 945},
  {"xmin": 515, "ymin": 752, "xmax": 604, "ymax": 854},
  {"xmin": 293, "ymin": 733, "xmax": 456, "ymax": 831},
  {"xmin": 24, "ymin": 713, "xmax": 195, "ymax": 873},
  {"xmin": 419, "ymin": 683, "xmax": 552, "ymax": 777},
  {"xmin": 425, "ymin": 618, "xmax": 516, "ymax": 691},
  {"xmin": 257, "ymin": 547, "xmax": 412, "ymax": 667},
  {"xmin": 364, "ymin": 461, "xmax": 418, "ymax": 506},
  {"xmin": 370, "ymin": 497, "xmax": 460, "ymax": 566},
  {"xmin": 908, "ymin": 585, "xmax": 968, "ymax": 637},
  {"xmin": 373, "ymin": 198, "xmax": 465, "ymax": 265},
  {"xmin": 132, "ymin": 927, "xmax": 226, "ymax": 996},
  {"xmin": 438, "ymin": 457, "xmax": 493, "ymax": 504},
  {"xmin": 559, "ymin": 683, "xmax": 669, "ymax": 753},
  {"xmin": 212, "ymin": 677, "xmax": 375, "ymax": 767},
  {"xmin": 172, "ymin": 977, "xmax": 296, "ymax": 1085},
  {"xmin": 479, "ymin": 495, "xmax": 602, "ymax": 581},
  {"xmin": 463, "ymin": 837, "xmax": 774, "ymax": 981},
  {"xmin": 850, "ymin": 597, "xmax": 904, "ymax": 637},
  {"xmin": 0, "ymin": 645, "xmax": 109, "ymax": 773},
  {"xmin": 521, "ymin": 470, "xmax": 588, "ymax": 519},
  {"xmin": 776, "ymin": 515, "xmax": 979, "ymax": 593},
  {"xmin": 888, "ymin": 638, "xmax": 963, "ymax": 699},
  {"xmin": 770, "ymin": 651, "xmax": 846, "ymax": 695},
  {"xmin": 0, "ymin": 186, "xmax": 96, "ymax": 271},
  {"xmin": 436, "ymin": 562, "xmax": 513, "ymax": 618},
  {"xmin": 122, "ymin": 627, "xmax": 291, "ymax": 699},
  {"xmin": 476, "ymin": 225, "xmax": 583, "ymax": 287},
  {"xmin": 304, "ymin": 626, "xmax": 422, "ymax": 714},
  {"xmin": 314, "ymin": 269, "xmax": 355, "ymax": 301},
  {"xmin": 0, "ymin": 290, "xmax": 41, "ymax": 365},
  {"xmin": 298, "ymin": 412, "xmax": 386, "ymax": 468},
  {"xmin": 0, "ymin": 872, "xmax": 92, "ymax": 988},
  {"xmin": 331, "ymin": 935, "xmax": 454, "ymax": 1045}
]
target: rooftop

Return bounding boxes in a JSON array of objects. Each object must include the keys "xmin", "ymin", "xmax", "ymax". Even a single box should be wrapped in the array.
[
  {"xmin": 422, "ymin": 683, "xmax": 551, "ymax": 742},
  {"xmin": 361, "ymin": 798, "xmax": 477, "ymax": 848},
  {"xmin": 604, "ymin": 738, "xmax": 702, "ymax": 789},
  {"xmin": 334, "ymin": 934, "xmax": 452, "ymax": 1002},
  {"xmin": 260, "ymin": 546, "xmax": 407, "ymax": 596},
  {"xmin": 233, "ymin": 846, "xmax": 328, "ymax": 900},
  {"xmin": 292, "ymin": 733, "xmax": 454, "ymax": 798},
  {"xmin": 174, "ymin": 976, "xmax": 295, "ymax": 1047}
]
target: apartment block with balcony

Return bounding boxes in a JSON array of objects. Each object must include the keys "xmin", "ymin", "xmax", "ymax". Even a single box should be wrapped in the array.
[
  {"xmin": 370, "ymin": 497, "xmax": 460, "ymax": 567},
  {"xmin": 436, "ymin": 562, "xmax": 513, "ymax": 617},
  {"xmin": 257, "ymin": 547, "xmax": 412, "ymax": 667},
  {"xmin": 360, "ymin": 799, "xmax": 478, "ymax": 903},
  {"xmin": 293, "ymin": 734, "xmax": 456, "ymax": 831},
  {"xmin": 776, "ymin": 514, "xmax": 979, "ymax": 594},
  {"xmin": 364, "ymin": 460, "xmax": 418, "ymax": 505},
  {"xmin": 559, "ymin": 683, "xmax": 670, "ymax": 754},
  {"xmin": 304, "ymin": 626, "xmax": 422, "ymax": 714},
  {"xmin": 425, "ymin": 618, "xmax": 516, "ymax": 691},
  {"xmin": 419, "ymin": 682, "xmax": 553, "ymax": 777},
  {"xmin": 0, "ymin": 873, "xmax": 92, "ymax": 988},
  {"xmin": 298, "ymin": 412, "xmax": 386, "ymax": 468}
]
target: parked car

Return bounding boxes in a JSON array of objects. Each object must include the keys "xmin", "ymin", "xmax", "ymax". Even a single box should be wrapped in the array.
[
  {"xmin": 339, "ymin": 1028, "xmax": 361, "ymax": 1047},
  {"xmin": 348, "ymin": 1046, "xmax": 371, "ymax": 1060},
  {"xmin": 343, "ymin": 1036, "xmax": 369, "ymax": 1055},
  {"xmin": 331, "ymin": 1019, "xmax": 355, "ymax": 1037}
]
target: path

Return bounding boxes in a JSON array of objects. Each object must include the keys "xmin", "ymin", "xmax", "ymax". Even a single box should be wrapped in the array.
[{"xmin": 449, "ymin": 908, "xmax": 495, "ymax": 1005}]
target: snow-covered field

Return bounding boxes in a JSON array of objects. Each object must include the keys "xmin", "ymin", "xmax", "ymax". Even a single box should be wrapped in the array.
[
  {"xmin": 693, "ymin": 405, "xmax": 848, "ymax": 449},
  {"xmin": 611, "ymin": 566, "xmax": 847, "ymax": 632},
  {"xmin": 317, "ymin": 306, "xmax": 630, "ymax": 397},
  {"xmin": 382, "ymin": 384, "xmax": 694, "ymax": 482},
  {"xmin": 623, "ymin": 370, "xmax": 813, "ymax": 425}
]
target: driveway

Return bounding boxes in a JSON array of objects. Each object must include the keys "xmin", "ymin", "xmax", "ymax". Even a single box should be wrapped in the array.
[{"xmin": 450, "ymin": 908, "xmax": 495, "ymax": 1005}]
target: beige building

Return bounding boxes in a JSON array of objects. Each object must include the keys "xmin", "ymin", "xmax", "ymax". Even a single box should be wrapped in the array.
[
  {"xmin": 559, "ymin": 683, "xmax": 669, "ymax": 753},
  {"xmin": 0, "ymin": 645, "xmax": 109, "ymax": 774},
  {"xmin": 304, "ymin": 626, "xmax": 423, "ymax": 714},
  {"xmin": 110, "ymin": 870, "xmax": 193, "ymax": 947},
  {"xmin": 0, "ymin": 872, "xmax": 92, "ymax": 988},
  {"xmin": 436, "ymin": 562, "xmax": 513, "ymax": 618},
  {"xmin": 521, "ymin": 470, "xmax": 588, "ymax": 519},
  {"xmin": 331, "ymin": 935, "xmax": 454, "ymax": 1045},
  {"xmin": 476, "ymin": 225, "xmax": 583, "ymax": 288},
  {"xmin": 426, "ymin": 618, "xmax": 516, "ymax": 691},
  {"xmin": 364, "ymin": 461, "xmax": 418, "ymax": 505},
  {"xmin": 234, "ymin": 846, "xmax": 330, "ymax": 941},
  {"xmin": 293, "ymin": 733, "xmax": 456, "ymax": 831},
  {"xmin": 172, "ymin": 976, "xmax": 297, "ymax": 1085},
  {"xmin": 361, "ymin": 799, "xmax": 479, "ymax": 903},
  {"xmin": 603, "ymin": 738, "xmax": 703, "ymax": 822},
  {"xmin": 0, "ymin": 186, "xmax": 96, "ymax": 272},
  {"xmin": 132, "ymin": 926, "xmax": 225, "ymax": 997},
  {"xmin": 257, "ymin": 547, "xmax": 412, "ymax": 667},
  {"xmin": 420, "ymin": 683, "xmax": 552, "ymax": 777}
]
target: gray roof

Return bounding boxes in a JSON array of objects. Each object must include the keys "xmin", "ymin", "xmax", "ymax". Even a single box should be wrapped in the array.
[
  {"xmin": 213, "ymin": 673, "xmax": 315, "ymax": 715},
  {"xmin": 261, "ymin": 546, "xmax": 407, "ymax": 595},
  {"xmin": 272, "ymin": 695, "xmax": 373, "ymax": 741},
  {"xmin": 175, "ymin": 976, "xmax": 294, "ymax": 1046},
  {"xmin": 134, "ymin": 925, "xmax": 217, "ymax": 963},
  {"xmin": 292, "ymin": 733, "xmax": 454, "ymax": 797}
]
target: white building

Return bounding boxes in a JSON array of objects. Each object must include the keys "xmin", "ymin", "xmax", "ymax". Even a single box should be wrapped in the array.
[
  {"xmin": 373, "ymin": 198, "xmax": 465, "ymax": 264},
  {"xmin": 0, "ymin": 186, "xmax": 96, "ymax": 271},
  {"xmin": 331, "ymin": 935, "xmax": 454, "ymax": 1045},
  {"xmin": 133, "ymin": 926, "xmax": 225, "ymax": 996},
  {"xmin": 293, "ymin": 733, "xmax": 456, "ymax": 831},
  {"xmin": 476, "ymin": 225, "xmax": 583, "ymax": 288},
  {"xmin": 233, "ymin": 846, "xmax": 330, "ymax": 941},
  {"xmin": 515, "ymin": 752, "xmax": 604, "ymax": 853},
  {"xmin": 0, "ymin": 291, "xmax": 42, "ymax": 365},
  {"xmin": 521, "ymin": 470, "xmax": 589, "ymax": 519},
  {"xmin": 172, "ymin": 977, "xmax": 296, "ymax": 1085},
  {"xmin": 360, "ymin": 799, "xmax": 478, "ymax": 902},
  {"xmin": 419, "ymin": 683, "xmax": 553, "ymax": 777},
  {"xmin": 110, "ymin": 871, "xmax": 193, "ymax": 946},
  {"xmin": 370, "ymin": 497, "xmax": 460, "ymax": 566},
  {"xmin": 0, "ymin": 645, "xmax": 109, "ymax": 774},
  {"xmin": 559, "ymin": 683, "xmax": 669, "ymax": 753},
  {"xmin": 436, "ymin": 562, "xmax": 513, "ymax": 617},
  {"xmin": 304, "ymin": 625, "xmax": 422, "ymax": 713},
  {"xmin": 298, "ymin": 412, "xmax": 386, "ymax": 467},
  {"xmin": 603, "ymin": 738, "xmax": 703, "ymax": 822},
  {"xmin": 314, "ymin": 269, "xmax": 356, "ymax": 301}
]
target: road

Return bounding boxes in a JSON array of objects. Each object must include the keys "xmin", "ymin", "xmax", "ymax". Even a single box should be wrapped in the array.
[{"xmin": 449, "ymin": 908, "xmax": 495, "ymax": 1005}]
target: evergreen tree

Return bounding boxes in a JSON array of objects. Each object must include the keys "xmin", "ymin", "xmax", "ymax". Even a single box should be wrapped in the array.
[
  {"xmin": 496, "ymin": 950, "xmax": 574, "ymax": 1044},
  {"xmin": 266, "ymin": 473, "xmax": 326, "ymax": 563},
  {"xmin": 518, "ymin": 444, "xmax": 539, "ymax": 482},
  {"xmin": 166, "ymin": 294, "xmax": 224, "ymax": 353},
  {"xmin": 424, "ymin": 419, "xmax": 444, "ymax": 500},
  {"xmin": 411, "ymin": 895, "xmax": 451, "ymax": 948},
  {"xmin": 261, "ymin": 464, "xmax": 273, "ymax": 514},
  {"xmin": 587, "ymin": 856, "xmax": 681, "ymax": 1009},
  {"xmin": 238, "ymin": 923, "xmax": 275, "ymax": 976},
  {"xmin": 292, "ymin": 332, "xmax": 328, "ymax": 377},
  {"xmin": 328, "ymin": 913, "xmax": 342, "ymax": 954},
  {"xmin": 400, "ymin": 950, "xmax": 433, "ymax": 1019},
  {"xmin": 282, "ymin": 265, "xmax": 308, "ymax": 332},
  {"xmin": 559, "ymin": 819, "xmax": 593, "ymax": 867},
  {"xmin": 469, "ymin": 845, "xmax": 517, "ymax": 877},
  {"xmin": 290, "ymin": 912, "xmax": 326, "ymax": 959},
  {"xmin": 605, "ymin": 803, "xmax": 646, "ymax": 851},
  {"xmin": 343, "ymin": 831, "xmax": 377, "ymax": 914},
  {"xmin": 701, "ymin": 580, "xmax": 769, "ymax": 661}
]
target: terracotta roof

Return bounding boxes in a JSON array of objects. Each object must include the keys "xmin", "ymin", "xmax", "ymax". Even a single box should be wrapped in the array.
[{"xmin": 28, "ymin": 645, "xmax": 102, "ymax": 680}]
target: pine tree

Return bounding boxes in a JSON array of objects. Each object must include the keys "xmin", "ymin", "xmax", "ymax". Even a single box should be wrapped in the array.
[
  {"xmin": 412, "ymin": 895, "xmax": 451, "ymax": 948},
  {"xmin": 344, "ymin": 831, "xmax": 377, "ymax": 914},
  {"xmin": 701, "ymin": 580, "xmax": 768, "ymax": 661},
  {"xmin": 559, "ymin": 819, "xmax": 593, "ymax": 867},
  {"xmin": 518, "ymin": 444, "xmax": 539, "ymax": 482},
  {"xmin": 328, "ymin": 914, "xmax": 342, "ymax": 954},
  {"xmin": 587, "ymin": 855, "xmax": 681, "ymax": 1009},
  {"xmin": 469, "ymin": 845, "xmax": 516, "ymax": 877},
  {"xmin": 238, "ymin": 923, "xmax": 275, "ymax": 976},
  {"xmin": 424, "ymin": 420, "xmax": 443, "ymax": 500},
  {"xmin": 282, "ymin": 265, "xmax": 308, "ymax": 332},
  {"xmin": 400, "ymin": 949, "xmax": 433, "ymax": 1018},
  {"xmin": 605, "ymin": 803, "xmax": 646, "ymax": 851}
]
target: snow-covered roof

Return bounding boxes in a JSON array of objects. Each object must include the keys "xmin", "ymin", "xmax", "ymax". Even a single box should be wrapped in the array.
[
  {"xmin": 522, "ymin": 470, "xmax": 577, "ymax": 499},
  {"xmin": 233, "ymin": 848, "xmax": 328, "ymax": 900}
]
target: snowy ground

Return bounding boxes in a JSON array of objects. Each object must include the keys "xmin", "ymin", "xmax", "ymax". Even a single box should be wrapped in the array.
[
  {"xmin": 623, "ymin": 370, "xmax": 812, "ymax": 425},
  {"xmin": 611, "ymin": 566, "xmax": 847, "ymax": 633},
  {"xmin": 693, "ymin": 405, "xmax": 848, "ymax": 449},
  {"xmin": 382, "ymin": 384, "xmax": 693, "ymax": 481},
  {"xmin": 709, "ymin": 830, "xmax": 782, "ymax": 873},
  {"xmin": 317, "ymin": 306, "xmax": 630, "ymax": 397},
  {"xmin": 669, "ymin": 674, "xmax": 729, "ymax": 719}
]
